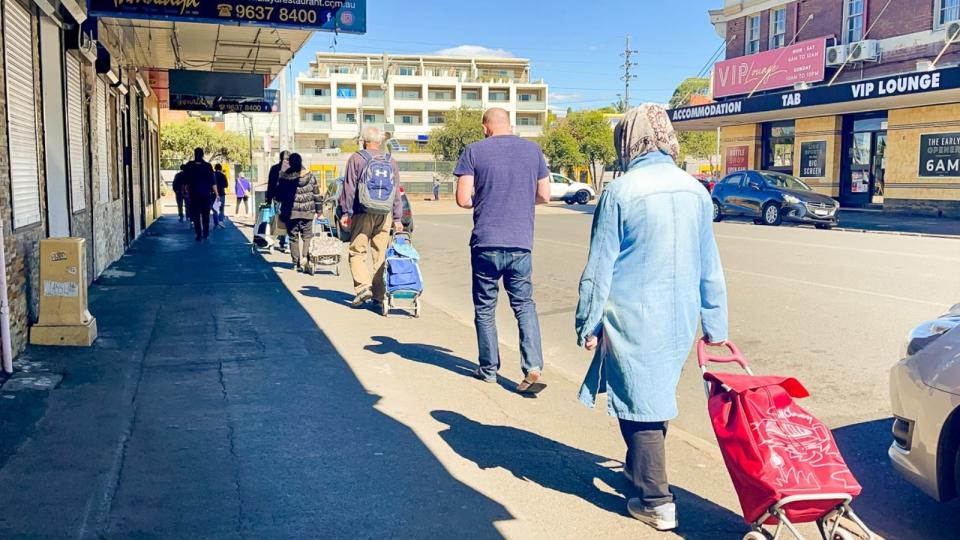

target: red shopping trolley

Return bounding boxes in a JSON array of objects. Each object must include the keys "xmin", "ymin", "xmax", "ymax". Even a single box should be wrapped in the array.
[{"xmin": 697, "ymin": 339, "xmax": 875, "ymax": 540}]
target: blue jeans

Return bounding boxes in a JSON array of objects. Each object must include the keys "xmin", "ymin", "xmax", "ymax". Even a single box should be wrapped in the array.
[{"xmin": 471, "ymin": 248, "xmax": 544, "ymax": 379}]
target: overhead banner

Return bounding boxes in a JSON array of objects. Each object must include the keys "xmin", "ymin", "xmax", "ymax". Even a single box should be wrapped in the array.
[
  {"xmin": 712, "ymin": 37, "xmax": 827, "ymax": 98},
  {"xmin": 170, "ymin": 70, "xmax": 264, "ymax": 99},
  {"xmin": 87, "ymin": 0, "xmax": 366, "ymax": 33},
  {"xmin": 919, "ymin": 132, "xmax": 960, "ymax": 177},
  {"xmin": 170, "ymin": 95, "xmax": 272, "ymax": 113}
]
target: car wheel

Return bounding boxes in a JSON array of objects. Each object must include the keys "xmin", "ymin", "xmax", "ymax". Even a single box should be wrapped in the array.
[
  {"xmin": 762, "ymin": 203, "xmax": 782, "ymax": 226},
  {"xmin": 575, "ymin": 190, "xmax": 590, "ymax": 205},
  {"xmin": 815, "ymin": 223, "xmax": 833, "ymax": 230},
  {"xmin": 712, "ymin": 199, "xmax": 723, "ymax": 222}
]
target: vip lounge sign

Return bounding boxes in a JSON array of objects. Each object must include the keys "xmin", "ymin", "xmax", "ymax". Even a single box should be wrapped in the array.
[
  {"xmin": 725, "ymin": 146, "xmax": 749, "ymax": 174},
  {"xmin": 919, "ymin": 132, "xmax": 960, "ymax": 177},
  {"xmin": 713, "ymin": 37, "xmax": 827, "ymax": 98},
  {"xmin": 87, "ymin": 0, "xmax": 366, "ymax": 32},
  {"xmin": 799, "ymin": 141, "xmax": 826, "ymax": 177}
]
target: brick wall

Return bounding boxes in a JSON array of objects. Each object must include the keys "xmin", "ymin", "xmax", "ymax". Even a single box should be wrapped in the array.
[{"xmin": 869, "ymin": 0, "xmax": 935, "ymax": 39}]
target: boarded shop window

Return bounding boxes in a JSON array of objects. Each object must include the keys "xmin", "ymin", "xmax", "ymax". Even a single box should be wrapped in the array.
[
  {"xmin": 66, "ymin": 53, "xmax": 87, "ymax": 212},
  {"xmin": 3, "ymin": 1, "xmax": 42, "ymax": 228}
]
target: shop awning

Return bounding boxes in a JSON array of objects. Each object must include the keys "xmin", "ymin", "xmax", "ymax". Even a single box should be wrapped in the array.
[
  {"xmin": 670, "ymin": 67, "xmax": 960, "ymax": 131},
  {"xmin": 98, "ymin": 19, "xmax": 312, "ymax": 78}
]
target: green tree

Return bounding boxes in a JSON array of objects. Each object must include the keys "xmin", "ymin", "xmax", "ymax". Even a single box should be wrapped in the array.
[
  {"xmin": 426, "ymin": 107, "xmax": 485, "ymax": 162},
  {"xmin": 160, "ymin": 118, "xmax": 251, "ymax": 171},
  {"xmin": 566, "ymin": 110, "xmax": 616, "ymax": 187},
  {"xmin": 670, "ymin": 77, "xmax": 717, "ymax": 170},
  {"xmin": 539, "ymin": 124, "xmax": 583, "ymax": 171}
]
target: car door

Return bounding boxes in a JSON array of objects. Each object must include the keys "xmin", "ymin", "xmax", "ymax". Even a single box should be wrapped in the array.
[
  {"xmin": 549, "ymin": 174, "xmax": 570, "ymax": 200},
  {"xmin": 716, "ymin": 173, "xmax": 744, "ymax": 215},
  {"xmin": 741, "ymin": 172, "xmax": 767, "ymax": 217}
]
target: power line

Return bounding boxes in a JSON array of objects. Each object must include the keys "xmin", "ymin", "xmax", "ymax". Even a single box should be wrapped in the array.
[{"xmin": 620, "ymin": 34, "xmax": 638, "ymax": 109}]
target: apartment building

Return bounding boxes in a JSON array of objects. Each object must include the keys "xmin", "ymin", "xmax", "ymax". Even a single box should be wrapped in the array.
[
  {"xmin": 670, "ymin": 0, "xmax": 960, "ymax": 217},
  {"xmin": 294, "ymin": 53, "xmax": 549, "ymax": 150}
]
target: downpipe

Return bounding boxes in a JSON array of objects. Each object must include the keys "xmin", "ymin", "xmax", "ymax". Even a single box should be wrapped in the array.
[{"xmin": 0, "ymin": 219, "xmax": 13, "ymax": 374}]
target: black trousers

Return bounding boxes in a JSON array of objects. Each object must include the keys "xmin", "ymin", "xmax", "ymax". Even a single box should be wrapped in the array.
[
  {"xmin": 191, "ymin": 205, "xmax": 211, "ymax": 239},
  {"xmin": 286, "ymin": 218, "xmax": 314, "ymax": 265},
  {"xmin": 619, "ymin": 419, "xmax": 673, "ymax": 507},
  {"xmin": 176, "ymin": 193, "xmax": 186, "ymax": 219}
]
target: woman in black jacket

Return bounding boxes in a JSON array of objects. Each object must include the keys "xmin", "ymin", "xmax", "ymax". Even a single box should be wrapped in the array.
[{"xmin": 278, "ymin": 153, "xmax": 324, "ymax": 271}]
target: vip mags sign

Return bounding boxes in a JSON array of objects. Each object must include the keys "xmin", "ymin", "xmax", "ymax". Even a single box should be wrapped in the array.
[
  {"xmin": 919, "ymin": 132, "xmax": 960, "ymax": 177},
  {"xmin": 87, "ymin": 0, "xmax": 366, "ymax": 32}
]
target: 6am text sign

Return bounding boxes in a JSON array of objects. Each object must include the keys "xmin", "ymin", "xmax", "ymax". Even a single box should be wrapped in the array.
[{"xmin": 713, "ymin": 37, "xmax": 826, "ymax": 99}]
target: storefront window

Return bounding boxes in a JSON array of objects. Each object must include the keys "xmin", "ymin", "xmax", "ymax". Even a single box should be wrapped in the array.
[{"xmin": 762, "ymin": 121, "xmax": 795, "ymax": 171}]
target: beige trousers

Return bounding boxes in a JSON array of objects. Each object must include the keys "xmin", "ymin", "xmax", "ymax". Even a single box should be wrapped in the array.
[{"xmin": 348, "ymin": 212, "xmax": 392, "ymax": 298}]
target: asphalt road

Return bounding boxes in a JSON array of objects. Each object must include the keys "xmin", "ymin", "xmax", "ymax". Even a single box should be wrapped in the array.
[{"xmin": 411, "ymin": 201, "xmax": 960, "ymax": 538}]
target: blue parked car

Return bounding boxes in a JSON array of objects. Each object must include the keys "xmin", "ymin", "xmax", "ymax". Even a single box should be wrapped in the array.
[{"xmin": 711, "ymin": 170, "xmax": 839, "ymax": 229}]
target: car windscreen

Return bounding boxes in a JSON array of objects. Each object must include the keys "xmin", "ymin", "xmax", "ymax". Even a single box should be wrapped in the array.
[{"xmin": 760, "ymin": 172, "xmax": 811, "ymax": 191}]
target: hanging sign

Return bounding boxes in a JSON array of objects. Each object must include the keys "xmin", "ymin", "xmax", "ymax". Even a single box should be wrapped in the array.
[
  {"xmin": 799, "ymin": 141, "xmax": 826, "ymax": 177},
  {"xmin": 170, "ymin": 95, "xmax": 272, "ymax": 112},
  {"xmin": 919, "ymin": 132, "xmax": 960, "ymax": 177},
  {"xmin": 87, "ymin": 0, "xmax": 366, "ymax": 33}
]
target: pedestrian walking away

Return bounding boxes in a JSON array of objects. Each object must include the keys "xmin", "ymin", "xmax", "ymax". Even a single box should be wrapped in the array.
[
  {"xmin": 213, "ymin": 163, "xmax": 229, "ymax": 228},
  {"xmin": 574, "ymin": 104, "xmax": 729, "ymax": 532},
  {"xmin": 454, "ymin": 107, "xmax": 550, "ymax": 394},
  {"xmin": 267, "ymin": 150, "xmax": 290, "ymax": 251},
  {"xmin": 172, "ymin": 164, "xmax": 187, "ymax": 222},
  {"xmin": 184, "ymin": 148, "xmax": 217, "ymax": 241},
  {"xmin": 433, "ymin": 174, "xmax": 441, "ymax": 201},
  {"xmin": 277, "ymin": 153, "xmax": 324, "ymax": 272},
  {"xmin": 340, "ymin": 126, "xmax": 404, "ymax": 308},
  {"xmin": 235, "ymin": 173, "xmax": 252, "ymax": 215}
]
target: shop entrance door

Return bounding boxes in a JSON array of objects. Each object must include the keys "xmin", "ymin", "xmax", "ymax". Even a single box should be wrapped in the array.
[{"xmin": 841, "ymin": 114, "xmax": 887, "ymax": 207}]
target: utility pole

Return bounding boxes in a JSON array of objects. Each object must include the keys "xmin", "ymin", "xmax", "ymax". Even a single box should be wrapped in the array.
[
  {"xmin": 278, "ymin": 67, "xmax": 289, "ymax": 153},
  {"xmin": 620, "ymin": 34, "xmax": 638, "ymax": 109}
]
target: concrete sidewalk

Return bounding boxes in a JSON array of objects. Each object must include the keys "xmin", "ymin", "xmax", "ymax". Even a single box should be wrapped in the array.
[{"xmin": 0, "ymin": 215, "xmax": 840, "ymax": 539}]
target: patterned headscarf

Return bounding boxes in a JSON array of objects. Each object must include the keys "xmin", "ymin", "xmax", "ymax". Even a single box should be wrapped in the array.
[{"xmin": 614, "ymin": 103, "xmax": 680, "ymax": 169}]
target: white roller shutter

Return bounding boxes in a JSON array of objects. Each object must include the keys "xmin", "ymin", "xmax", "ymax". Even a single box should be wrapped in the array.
[
  {"xmin": 3, "ymin": 1, "xmax": 41, "ymax": 228},
  {"xmin": 66, "ymin": 53, "xmax": 86, "ymax": 212},
  {"xmin": 96, "ymin": 78, "xmax": 109, "ymax": 204}
]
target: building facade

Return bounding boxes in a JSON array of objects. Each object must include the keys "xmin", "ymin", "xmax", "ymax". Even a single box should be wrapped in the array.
[
  {"xmin": 671, "ymin": 0, "xmax": 960, "ymax": 217},
  {"xmin": 294, "ymin": 53, "xmax": 549, "ymax": 150}
]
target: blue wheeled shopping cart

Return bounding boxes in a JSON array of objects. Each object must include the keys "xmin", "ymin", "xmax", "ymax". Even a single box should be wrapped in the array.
[{"xmin": 381, "ymin": 232, "xmax": 423, "ymax": 317}]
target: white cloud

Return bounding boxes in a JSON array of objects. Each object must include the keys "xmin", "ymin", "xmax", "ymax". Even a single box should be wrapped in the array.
[
  {"xmin": 433, "ymin": 45, "xmax": 515, "ymax": 58},
  {"xmin": 551, "ymin": 92, "xmax": 582, "ymax": 102}
]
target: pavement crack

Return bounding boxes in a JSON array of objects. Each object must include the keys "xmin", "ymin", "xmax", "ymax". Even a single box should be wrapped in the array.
[{"xmin": 218, "ymin": 361, "xmax": 247, "ymax": 539}]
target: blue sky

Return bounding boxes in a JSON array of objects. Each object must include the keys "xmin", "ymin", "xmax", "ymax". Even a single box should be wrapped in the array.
[{"xmin": 286, "ymin": 0, "xmax": 723, "ymax": 111}]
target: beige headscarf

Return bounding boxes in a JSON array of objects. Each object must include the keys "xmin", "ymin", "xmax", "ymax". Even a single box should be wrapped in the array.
[{"xmin": 614, "ymin": 103, "xmax": 680, "ymax": 169}]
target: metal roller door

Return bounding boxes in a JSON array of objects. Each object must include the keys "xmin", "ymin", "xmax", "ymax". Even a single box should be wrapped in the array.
[
  {"xmin": 3, "ymin": 0, "xmax": 41, "ymax": 228},
  {"xmin": 66, "ymin": 52, "xmax": 86, "ymax": 212},
  {"xmin": 96, "ymin": 78, "xmax": 109, "ymax": 204}
]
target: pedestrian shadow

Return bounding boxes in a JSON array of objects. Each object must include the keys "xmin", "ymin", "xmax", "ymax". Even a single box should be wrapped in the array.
[
  {"xmin": 299, "ymin": 285, "xmax": 353, "ymax": 307},
  {"xmin": 833, "ymin": 418, "xmax": 960, "ymax": 539},
  {"xmin": 365, "ymin": 336, "xmax": 520, "ymax": 391},
  {"xmin": 431, "ymin": 410, "xmax": 744, "ymax": 538}
]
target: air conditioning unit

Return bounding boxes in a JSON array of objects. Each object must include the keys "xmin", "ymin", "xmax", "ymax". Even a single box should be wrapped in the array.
[
  {"xmin": 947, "ymin": 21, "xmax": 960, "ymax": 42},
  {"xmin": 848, "ymin": 40, "xmax": 880, "ymax": 62},
  {"xmin": 825, "ymin": 44, "xmax": 848, "ymax": 66}
]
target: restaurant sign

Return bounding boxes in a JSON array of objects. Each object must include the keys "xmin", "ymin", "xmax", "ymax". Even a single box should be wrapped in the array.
[
  {"xmin": 87, "ymin": 0, "xmax": 366, "ymax": 33},
  {"xmin": 713, "ymin": 37, "xmax": 827, "ymax": 98},
  {"xmin": 919, "ymin": 132, "xmax": 960, "ymax": 177},
  {"xmin": 170, "ymin": 95, "xmax": 272, "ymax": 113}
]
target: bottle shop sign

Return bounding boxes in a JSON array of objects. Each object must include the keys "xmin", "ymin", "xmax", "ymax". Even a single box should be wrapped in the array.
[{"xmin": 87, "ymin": 0, "xmax": 366, "ymax": 33}]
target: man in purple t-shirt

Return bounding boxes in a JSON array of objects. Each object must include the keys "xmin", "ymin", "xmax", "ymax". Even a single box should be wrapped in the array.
[{"xmin": 454, "ymin": 108, "xmax": 551, "ymax": 394}]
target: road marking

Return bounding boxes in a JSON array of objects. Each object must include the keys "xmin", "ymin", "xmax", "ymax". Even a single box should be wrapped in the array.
[
  {"xmin": 727, "ymin": 269, "xmax": 948, "ymax": 308},
  {"xmin": 716, "ymin": 233, "xmax": 960, "ymax": 262}
]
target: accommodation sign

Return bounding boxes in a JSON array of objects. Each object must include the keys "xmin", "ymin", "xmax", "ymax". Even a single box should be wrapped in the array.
[
  {"xmin": 799, "ymin": 141, "xmax": 826, "ymax": 177},
  {"xmin": 87, "ymin": 0, "xmax": 366, "ymax": 33},
  {"xmin": 919, "ymin": 132, "xmax": 960, "ymax": 177}
]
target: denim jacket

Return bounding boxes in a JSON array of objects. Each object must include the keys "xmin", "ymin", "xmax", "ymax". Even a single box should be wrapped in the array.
[{"xmin": 575, "ymin": 151, "xmax": 729, "ymax": 422}]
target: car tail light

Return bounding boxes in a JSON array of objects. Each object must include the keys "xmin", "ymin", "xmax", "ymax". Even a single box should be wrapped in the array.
[{"xmin": 399, "ymin": 185, "xmax": 405, "ymax": 194}]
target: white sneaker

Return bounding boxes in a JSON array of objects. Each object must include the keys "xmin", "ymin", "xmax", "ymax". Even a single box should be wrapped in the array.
[{"xmin": 627, "ymin": 499, "xmax": 677, "ymax": 531}]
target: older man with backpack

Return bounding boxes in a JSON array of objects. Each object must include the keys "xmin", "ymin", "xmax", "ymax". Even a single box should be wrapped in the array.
[{"xmin": 339, "ymin": 126, "xmax": 403, "ymax": 308}]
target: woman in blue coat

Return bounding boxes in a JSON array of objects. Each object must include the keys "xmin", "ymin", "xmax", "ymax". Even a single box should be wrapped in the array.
[{"xmin": 575, "ymin": 104, "xmax": 729, "ymax": 531}]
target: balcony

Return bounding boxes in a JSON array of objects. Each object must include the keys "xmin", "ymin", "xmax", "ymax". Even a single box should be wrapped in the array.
[
  {"xmin": 516, "ymin": 100, "xmax": 546, "ymax": 111},
  {"xmin": 362, "ymin": 96, "xmax": 385, "ymax": 107},
  {"xmin": 299, "ymin": 95, "xmax": 331, "ymax": 106},
  {"xmin": 299, "ymin": 120, "xmax": 332, "ymax": 132},
  {"xmin": 515, "ymin": 124, "xmax": 543, "ymax": 136},
  {"xmin": 461, "ymin": 98, "xmax": 482, "ymax": 109}
]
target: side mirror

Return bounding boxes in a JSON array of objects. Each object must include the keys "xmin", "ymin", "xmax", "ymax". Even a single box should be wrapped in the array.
[{"xmin": 748, "ymin": 181, "xmax": 761, "ymax": 190}]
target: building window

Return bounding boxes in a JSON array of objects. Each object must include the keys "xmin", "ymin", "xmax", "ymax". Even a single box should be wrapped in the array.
[
  {"xmin": 398, "ymin": 67, "xmax": 415, "ymax": 76},
  {"xmin": 519, "ymin": 93, "xmax": 538, "ymax": 102},
  {"xmin": 746, "ymin": 14, "xmax": 761, "ymax": 54},
  {"xmin": 400, "ymin": 115, "xmax": 419, "ymax": 125},
  {"xmin": 769, "ymin": 8, "xmax": 786, "ymax": 49},
  {"xmin": 938, "ymin": 0, "xmax": 960, "ymax": 26},
  {"xmin": 363, "ymin": 114, "xmax": 379, "ymax": 124},
  {"xmin": 308, "ymin": 88, "xmax": 329, "ymax": 96},
  {"xmin": 395, "ymin": 89, "xmax": 421, "ymax": 100},
  {"xmin": 332, "ymin": 66, "xmax": 350, "ymax": 74},
  {"xmin": 429, "ymin": 90, "xmax": 454, "ymax": 100},
  {"xmin": 338, "ymin": 113, "xmax": 357, "ymax": 124},
  {"xmin": 428, "ymin": 114, "xmax": 445, "ymax": 125},
  {"xmin": 489, "ymin": 90, "xmax": 509, "ymax": 102},
  {"xmin": 463, "ymin": 90, "xmax": 480, "ymax": 100},
  {"xmin": 365, "ymin": 89, "xmax": 384, "ymax": 98},
  {"xmin": 306, "ymin": 113, "xmax": 328, "ymax": 122},
  {"xmin": 844, "ymin": 0, "xmax": 864, "ymax": 43},
  {"xmin": 336, "ymin": 85, "xmax": 356, "ymax": 98}
]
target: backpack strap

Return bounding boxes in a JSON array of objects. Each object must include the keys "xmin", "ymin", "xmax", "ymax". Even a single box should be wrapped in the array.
[{"xmin": 358, "ymin": 149, "xmax": 371, "ymax": 162}]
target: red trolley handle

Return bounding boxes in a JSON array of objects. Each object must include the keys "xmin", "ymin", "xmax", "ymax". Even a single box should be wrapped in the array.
[{"xmin": 697, "ymin": 338, "xmax": 749, "ymax": 370}]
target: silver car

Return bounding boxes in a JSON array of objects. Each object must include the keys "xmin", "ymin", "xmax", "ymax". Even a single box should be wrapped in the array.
[{"xmin": 889, "ymin": 303, "xmax": 960, "ymax": 501}]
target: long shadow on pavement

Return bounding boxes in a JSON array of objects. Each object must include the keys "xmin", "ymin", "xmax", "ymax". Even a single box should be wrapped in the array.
[
  {"xmin": 833, "ymin": 418, "xmax": 960, "ymax": 540},
  {"xmin": 0, "ymin": 216, "xmax": 513, "ymax": 538},
  {"xmin": 431, "ymin": 410, "xmax": 745, "ymax": 539}
]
